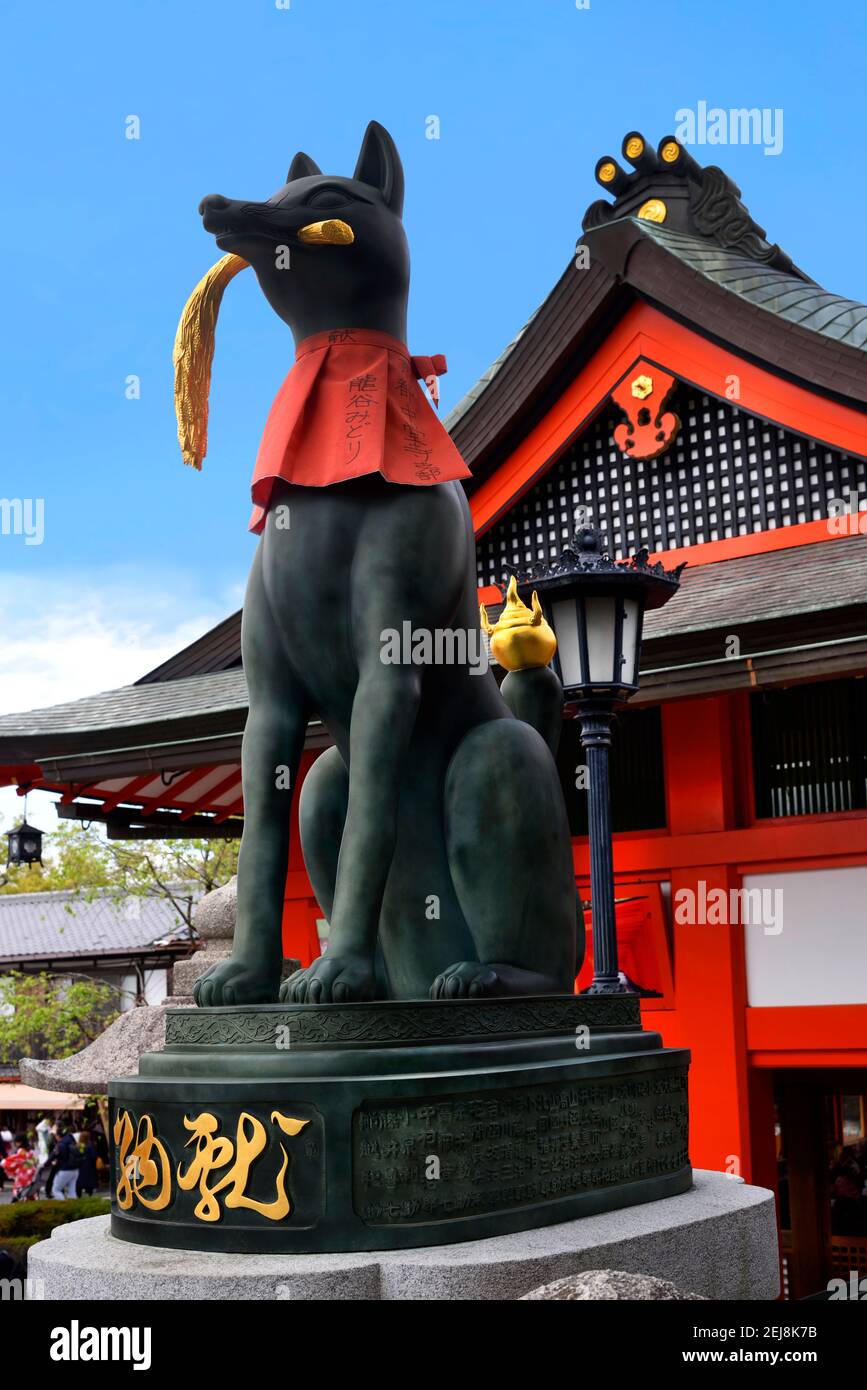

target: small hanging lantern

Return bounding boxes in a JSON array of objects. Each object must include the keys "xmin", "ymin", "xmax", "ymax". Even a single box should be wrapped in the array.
[
  {"xmin": 6, "ymin": 792, "xmax": 43, "ymax": 868},
  {"xmin": 6, "ymin": 820, "xmax": 43, "ymax": 867}
]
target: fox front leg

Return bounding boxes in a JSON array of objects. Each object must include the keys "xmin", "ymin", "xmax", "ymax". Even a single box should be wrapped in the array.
[
  {"xmin": 284, "ymin": 666, "xmax": 422, "ymax": 1003},
  {"xmin": 195, "ymin": 547, "xmax": 310, "ymax": 1006}
]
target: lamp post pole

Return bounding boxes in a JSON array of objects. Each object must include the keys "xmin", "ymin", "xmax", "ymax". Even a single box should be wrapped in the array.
[{"xmin": 578, "ymin": 699, "xmax": 622, "ymax": 993}]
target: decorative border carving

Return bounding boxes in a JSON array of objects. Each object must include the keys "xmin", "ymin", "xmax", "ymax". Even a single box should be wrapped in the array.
[{"xmin": 165, "ymin": 994, "xmax": 641, "ymax": 1049}]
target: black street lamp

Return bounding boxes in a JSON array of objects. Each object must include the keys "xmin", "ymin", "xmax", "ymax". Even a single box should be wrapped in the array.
[{"xmin": 514, "ymin": 525, "xmax": 683, "ymax": 993}]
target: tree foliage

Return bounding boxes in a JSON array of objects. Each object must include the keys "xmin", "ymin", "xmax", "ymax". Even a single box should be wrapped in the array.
[{"xmin": 0, "ymin": 971, "xmax": 121, "ymax": 1060}]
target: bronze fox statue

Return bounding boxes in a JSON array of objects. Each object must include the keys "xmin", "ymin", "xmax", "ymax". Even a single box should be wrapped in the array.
[{"xmin": 190, "ymin": 122, "xmax": 580, "ymax": 1005}]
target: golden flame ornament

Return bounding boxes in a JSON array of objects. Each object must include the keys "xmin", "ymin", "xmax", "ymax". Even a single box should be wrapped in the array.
[{"xmin": 480, "ymin": 575, "xmax": 557, "ymax": 671}]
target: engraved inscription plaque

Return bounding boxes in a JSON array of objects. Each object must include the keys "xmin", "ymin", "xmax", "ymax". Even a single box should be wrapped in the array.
[{"xmin": 352, "ymin": 1065, "xmax": 689, "ymax": 1225}]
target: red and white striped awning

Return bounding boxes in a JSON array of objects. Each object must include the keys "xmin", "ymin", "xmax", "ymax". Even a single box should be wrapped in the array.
[{"xmin": 76, "ymin": 762, "xmax": 244, "ymax": 823}]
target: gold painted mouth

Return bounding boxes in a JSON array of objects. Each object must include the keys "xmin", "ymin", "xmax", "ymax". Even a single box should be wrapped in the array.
[{"xmin": 297, "ymin": 219, "xmax": 354, "ymax": 245}]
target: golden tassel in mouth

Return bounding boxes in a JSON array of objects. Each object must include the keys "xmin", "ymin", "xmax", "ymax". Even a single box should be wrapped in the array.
[
  {"xmin": 172, "ymin": 253, "xmax": 249, "ymax": 469},
  {"xmin": 297, "ymin": 219, "xmax": 354, "ymax": 245}
]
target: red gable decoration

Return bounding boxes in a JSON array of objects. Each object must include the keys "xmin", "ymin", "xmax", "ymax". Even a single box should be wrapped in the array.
[{"xmin": 611, "ymin": 360, "xmax": 680, "ymax": 461}]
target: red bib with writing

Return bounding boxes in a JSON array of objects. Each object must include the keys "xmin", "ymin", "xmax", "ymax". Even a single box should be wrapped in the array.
[{"xmin": 249, "ymin": 328, "xmax": 470, "ymax": 533}]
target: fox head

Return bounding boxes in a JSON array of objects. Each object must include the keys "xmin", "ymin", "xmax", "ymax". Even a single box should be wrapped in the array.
[
  {"xmin": 198, "ymin": 120, "xmax": 409, "ymax": 343},
  {"xmin": 174, "ymin": 122, "xmax": 410, "ymax": 470}
]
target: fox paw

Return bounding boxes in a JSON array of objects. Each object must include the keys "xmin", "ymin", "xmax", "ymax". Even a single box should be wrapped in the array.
[
  {"xmin": 430, "ymin": 961, "xmax": 500, "ymax": 999},
  {"xmin": 280, "ymin": 953, "xmax": 376, "ymax": 1004},
  {"xmin": 193, "ymin": 959, "xmax": 280, "ymax": 1007}
]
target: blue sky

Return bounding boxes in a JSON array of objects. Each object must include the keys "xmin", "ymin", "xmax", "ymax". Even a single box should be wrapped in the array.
[{"xmin": 1, "ymin": 0, "xmax": 865, "ymax": 761}]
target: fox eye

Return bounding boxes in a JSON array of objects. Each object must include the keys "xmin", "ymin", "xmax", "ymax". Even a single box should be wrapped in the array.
[{"xmin": 306, "ymin": 189, "xmax": 350, "ymax": 210}]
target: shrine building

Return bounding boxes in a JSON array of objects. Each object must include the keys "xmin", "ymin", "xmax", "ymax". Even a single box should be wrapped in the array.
[{"xmin": 2, "ymin": 129, "xmax": 867, "ymax": 1296}]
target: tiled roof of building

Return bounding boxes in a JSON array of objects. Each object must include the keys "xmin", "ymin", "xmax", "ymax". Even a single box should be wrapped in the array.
[
  {"xmin": 0, "ymin": 669, "xmax": 247, "ymax": 740},
  {"xmin": 633, "ymin": 221, "xmax": 867, "ymax": 352},
  {"xmin": 0, "ymin": 886, "xmax": 196, "ymax": 961},
  {"xmin": 644, "ymin": 533, "xmax": 867, "ymax": 639}
]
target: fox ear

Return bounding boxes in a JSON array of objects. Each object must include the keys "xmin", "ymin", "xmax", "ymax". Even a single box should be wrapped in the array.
[
  {"xmin": 286, "ymin": 151, "xmax": 321, "ymax": 182},
  {"xmin": 353, "ymin": 121, "xmax": 404, "ymax": 216}
]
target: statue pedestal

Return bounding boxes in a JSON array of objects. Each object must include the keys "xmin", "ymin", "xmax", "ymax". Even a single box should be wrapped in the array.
[
  {"xmin": 29, "ymin": 1171, "xmax": 779, "ymax": 1300},
  {"xmin": 107, "ymin": 995, "xmax": 691, "ymax": 1254}
]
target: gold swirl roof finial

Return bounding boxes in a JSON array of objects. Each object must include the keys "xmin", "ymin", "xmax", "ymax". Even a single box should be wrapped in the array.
[{"xmin": 480, "ymin": 575, "xmax": 557, "ymax": 672}]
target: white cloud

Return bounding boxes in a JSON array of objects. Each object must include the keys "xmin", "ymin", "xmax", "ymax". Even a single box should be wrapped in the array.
[
  {"xmin": 0, "ymin": 568, "xmax": 236, "ymax": 716},
  {"xmin": 0, "ymin": 566, "xmax": 241, "ymax": 833}
]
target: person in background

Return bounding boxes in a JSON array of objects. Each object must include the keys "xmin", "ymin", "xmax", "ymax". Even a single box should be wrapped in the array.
[
  {"xmin": 76, "ymin": 1131, "xmax": 98, "ymax": 1197},
  {"xmin": 43, "ymin": 1120, "xmax": 62, "ymax": 1198},
  {"xmin": 51, "ymin": 1126, "xmax": 82, "ymax": 1200},
  {"xmin": 0, "ymin": 1126, "xmax": 8, "ymax": 1190},
  {"xmin": 35, "ymin": 1114, "xmax": 52, "ymax": 1164},
  {"xmin": 1, "ymin": 1133, "xmax": 37, "ymax": 1200},
  {"xmin": 91, "ymin": 1123, "xmax": 108, "ymax": 1163},
  {"xmin": 90, "ymin": 1122, "xmax": 109, "ymax": 1188},
  {"xmin": 31, "ymin": 1113, "xmax": 54, "ymax": 1197}
]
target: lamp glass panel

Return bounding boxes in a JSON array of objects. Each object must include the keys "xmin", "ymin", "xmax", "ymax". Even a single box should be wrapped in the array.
[
  {"xmin": 620, "ymin": 597, "xmax": 641, "ymax": 687},
  {"xmin": 551, "ymin": 598, "xmax": 583, "ymax": 687},
  {"xmin": 585, "ymin": 596, "xmax": 617, "ymax": 685}
]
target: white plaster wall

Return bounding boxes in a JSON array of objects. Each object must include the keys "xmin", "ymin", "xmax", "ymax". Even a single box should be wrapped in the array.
[
  {"xmin": 142, "ymin": 968, "xmax": 168, "ymax": 1005},
  {"xmin": 744, "ymin": 865, "xmax": 867, "ymax": 1007},
  {"xmin": 119, "ymin": 968, "xmax": 167, "ymax": 1007}
]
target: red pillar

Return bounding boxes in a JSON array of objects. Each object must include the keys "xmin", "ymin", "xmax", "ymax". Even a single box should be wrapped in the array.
[
  {"xmin": 280, "ymin": 749, "xmax": 324, "ymax": 966},
  {"xmin": 662, "ymin": 697, "xmax": 755, "ymax": 1178}
]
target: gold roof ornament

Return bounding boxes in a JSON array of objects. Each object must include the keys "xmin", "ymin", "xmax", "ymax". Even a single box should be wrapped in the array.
[
  {"xmin": 637, "ymin": 198, "xmax": 667, "ymax": 224},
  {"xmin": 480, "ymin": 575, "xmax": 557, "ymax": 672},
  {"xmin": 631, "ymin": 374, "xmax": 654, "ymax": 400}
]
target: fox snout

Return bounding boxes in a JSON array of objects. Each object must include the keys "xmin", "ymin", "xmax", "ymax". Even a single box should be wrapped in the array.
[
  {"xmin": 199, "ymin": 192, "xmax": 232, "ymax": 223},
  {"xmin": 199, "ymin": 194, "xmax": 353, "ymax": 253},
  {"xmin": 199, "ymin": 193, "xmax": 258, "ymax": 238},
  {"xmin": 198, "ymin": 193, "xmax": 300, "ymax": 259}
]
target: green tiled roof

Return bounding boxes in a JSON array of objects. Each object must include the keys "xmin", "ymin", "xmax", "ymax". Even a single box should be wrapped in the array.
[{"xmin": 635, "ymin": 220, "xmax": 867, "ymax": 352}]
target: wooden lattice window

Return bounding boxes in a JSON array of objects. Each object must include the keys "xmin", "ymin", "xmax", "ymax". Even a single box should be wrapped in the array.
[{"xmin": 751, "ymin": 678, "xmax": 867, "ymax": 819}]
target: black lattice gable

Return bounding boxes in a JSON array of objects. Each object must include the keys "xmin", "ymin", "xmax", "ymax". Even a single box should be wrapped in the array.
[{"xmin": 475, "ymin": 388, "xmax": 867, "ymax": 586}]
